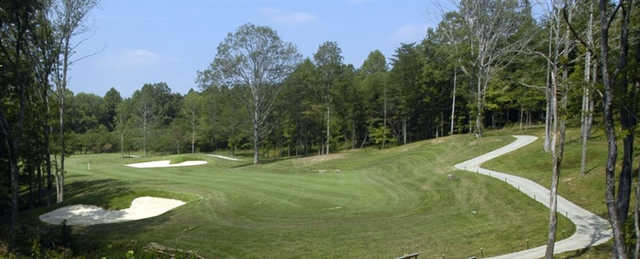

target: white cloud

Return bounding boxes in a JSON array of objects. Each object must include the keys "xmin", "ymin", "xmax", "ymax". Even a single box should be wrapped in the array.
[
  {"xmin": 392, "ymin": 24, "xmax": 426, "ymax": 43},
  {"xmin": 100, "ymin": 48, "xmax": 163, "ymax": 70},
  {"xmin": 259, "ymin": 8, "xmax": 316, "ymax": 24},
  {"xmin": 125, "ymin": 49, "xmax": 160, "ymax": 65}
]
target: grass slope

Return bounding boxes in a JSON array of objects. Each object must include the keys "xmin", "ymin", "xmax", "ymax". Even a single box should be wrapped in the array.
[{"xmin": 23, "ymin": 133, "xmax": 574, "ymax": 258}]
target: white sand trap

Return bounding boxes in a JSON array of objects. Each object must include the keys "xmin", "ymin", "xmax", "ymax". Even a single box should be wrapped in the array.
[
  {"xmin": 39, "ymin": 196, "xmax": 185, "ymax": 226},
  {"xmin": 125, "ymin": 160, "xmax": 207, "ymax": 168},
  {"xmin": 206, "ymin": 154, "xmax": 242, "ymax": 161}
]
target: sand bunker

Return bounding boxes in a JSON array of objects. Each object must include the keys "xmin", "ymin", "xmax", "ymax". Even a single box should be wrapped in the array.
[
  {"xmin": 39, "ymin": 196, "xmax": 185, "ymax": 226},
  {"xmin": 206, "ymin": 154, "xmax": 242, "ymax": 161},
  {"xmin": 125, "ymin": 160, "xmax": 207, "ymax": 168}
]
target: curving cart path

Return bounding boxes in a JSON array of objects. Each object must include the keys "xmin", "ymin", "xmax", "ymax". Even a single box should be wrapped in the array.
[{"xmin": 454, "ymin": 135, "xmax": 611, "ymax": 258}]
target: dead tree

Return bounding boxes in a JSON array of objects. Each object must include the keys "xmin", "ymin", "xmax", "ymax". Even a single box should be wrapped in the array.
[
  {"xmin": 52, "ymin": 0, "xmax": 97, "ymax": 203},
  {"xmin": 458, "ymin": 0, "xmax": 531, "ymax": 137},
  {"xmin": 544, "ymin": 2, "xmax": 574, "ymax": 257}
]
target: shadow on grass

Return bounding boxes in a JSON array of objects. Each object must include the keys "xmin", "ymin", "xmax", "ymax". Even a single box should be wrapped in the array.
[
  {"xmin": 2, "ymin": 177, "xmax": 182, "ymax": 258},
  {"xmin": 63, "ymin": 179, "xmax": 132, "ymax": 209}
]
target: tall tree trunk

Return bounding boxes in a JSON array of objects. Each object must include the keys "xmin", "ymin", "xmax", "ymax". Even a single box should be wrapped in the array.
[
  {"xmin": 616, "ymin": 0, "xmax": 635, "ymax": 229},
  {"xmin": 635, "ymin": 84, "xmax": 640, "ymax": 258},
  {"xmin": 120, "ymin": 132, "xmax": 124, "ymax": 157},
  {"xmin": 352, "ymin": 120, "xmax": 356, "ymax": 149},
  {"xmin": 37, "ymin": 166, "xmax": 42, "ymax": 205},
  {"xmin": 633, "ymin": 7, "xmax": 640, "ymax": 254},
  {"xmin": 403, "ymin": 117, "xmax": 407, "ymax": 145},
  {"xmin": 520, "ymin": 106, "xmax": 524, "ymax": 130},
  {"xmin": 600, "ymin": 0, "xmax": 628, "ymax": 256},
  {"xmin": 29, "ymin": 167, "xmax": 34, "ymax": 208},
  {"xmin": 475, "ymin": 75, "xmax": 483, "ymax": 138},
  {"xmin": 253, "ymin": 108, "xmax": 260, "ymax": 164},
  {"xmin": 545, "ymin": 5, "xmax": 573, "ymax": 256},
  {"xmin": 143, "ymin": 110, "xmax": 147, "ymax": 157},
  {"xmin": 450, "ymin": 67, "xmax": 457, "ymax": 135},
  {"xmin": 383, "ymin": 84, "xmax": 387, "ymax": 149},
  {"xmin": 56, "ymin": 31, "xmax": 73, "ymax": 204},
  {"xmin": 43, "ymin": 86, "xmax": 52, "ymax": 207},
  {"xmin": 544, "ymin": 22, "xmax": 553, "ymax": 153},
  {"xmin": 580, "ymin": 3, "xmax": 592, "ymax": 174},
  {"xmin": 326, "ymin": 105, "xmax": 330, "ymax": 155},
  {"xmin": 1, "ymin": 27, "xmax": 28, "ymax": 242},
  {"xmin": 545, "ymin": 65, "xmax": 567, "ymax": 258},
  {"xmin": 192, "ymin": 109, "xmax": 196, "ymax": 153}
]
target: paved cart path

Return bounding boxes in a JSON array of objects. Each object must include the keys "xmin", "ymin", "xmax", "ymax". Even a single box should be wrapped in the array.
[{"xmin": 454, "ymin": 135, "xmax": 611, "ymax": 258}]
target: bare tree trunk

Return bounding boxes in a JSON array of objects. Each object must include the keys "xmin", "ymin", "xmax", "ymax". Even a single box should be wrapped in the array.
[
  {"xmin": 544, "ymin": 37, "xmax": 560, "ymax": 259},
  {"xmin": 475, "ymin": 75, "xmax": 483, "ymax": 138},
  {"xmin": 37, "ymin": 166, "xmax": 42, "ymax": 205},
  {"xmin": 617, "ymin": 0, "xmax": 635, "ymax": 229},
  {"xmin": 403, "ymin": 118, "xmax": 407, "ymax": 145},
  {"xmin": 326, "ymin": 105, "xmax": 330, "ymax": 154},
  {"xmin": 636, "ymin": 162, "xmax": 640, "ymax": 258},
  {"xmin": 450, "ymin": 67, "xmax": 457, "ymax": 135},
  {"xmin": 55, "ymin": 28, "xmax": 73, "ymax": 204},
  {"xmin": 143, "ymin": 114, "xmax": 147, "ymax": 156},
  {"xmin": 57, "ymin": 89, "xmax": 65, "ymax": 203},
  {"xmin": 253, "ymin": 108, "xmax": 260, "ymax": 164},
  {"xmin": 120, "ymin": 132, "xmax": 124, "ymax": 157},
  {"xmin": 580, "ymin": 0, "xmax": 594, "ymax": 175},
  {"xmin": 1, "ymin": 108, "xmax": 24, "ymax": 246},
  {"xmin": 9, "ymin": 155, "xmax": 19, "ymax": 244},
  {"xmin": 519, "ymin": 106, "xmax": 524, "ymax": 130},
  {"xmin": 192, "ymin": 110, "xmax": 195, "ymax": 153},
  {"xmin": 600, "ymin": 0, "xmax": 628, "ymax": 256},
  {"xmin": 633, "ymin": 25, "xmax": 640, "ymax": 259},
  {"xmin": 545, "ymin": 5, "xmax": 573, "ymax": 256},
  {"xmin": 544, "ymin": 23, "xmax": 553, "ymax": 153},
  {"xmin": 383, "ymin": 84, "xmax": 387, "ymax": 149},
  {"xmin": 352, "ymin": 120, "xmax": 356, "ymax": 149},
  {"xmin": 44, "ymin": 88, "xmax": 52, "ymax": 207},
  {"xmin": 545, "ymin": 68, "xmax": 567, "ymax": 258}
]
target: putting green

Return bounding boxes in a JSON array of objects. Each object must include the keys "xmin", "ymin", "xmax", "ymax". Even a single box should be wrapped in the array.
[{"xmin": 62, "ymin": 134, "xmax": 573, "ymax": 258}]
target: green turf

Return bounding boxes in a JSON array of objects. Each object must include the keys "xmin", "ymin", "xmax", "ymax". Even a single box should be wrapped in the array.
[{"xmin": 25, "ymin": 133, "xmax": 575, "ymax": 258}]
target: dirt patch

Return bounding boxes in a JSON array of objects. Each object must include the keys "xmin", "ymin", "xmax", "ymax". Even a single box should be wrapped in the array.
[{"xmin": 294, "ymin": 153, "xmax": 346, "ymax": 166}]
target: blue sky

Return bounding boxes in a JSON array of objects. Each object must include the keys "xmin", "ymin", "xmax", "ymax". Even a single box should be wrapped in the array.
[{"xmin": 70, "ymin": 0, "xmax": 457, "ymax": 97}]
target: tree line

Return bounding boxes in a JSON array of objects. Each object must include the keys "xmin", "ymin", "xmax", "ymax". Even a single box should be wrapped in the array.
[{"xmin": 2, "ymin": 0, "xmax": 640, "ymax": 257}]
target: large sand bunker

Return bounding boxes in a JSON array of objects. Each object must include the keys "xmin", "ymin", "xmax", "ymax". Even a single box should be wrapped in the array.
[
  {"xmin": 125, "ymin": 160, "xmax": 207, "ymax": 168},
  {"xmin": 39, "ymin": 196, "xmax": 185, "ymax": 226}
]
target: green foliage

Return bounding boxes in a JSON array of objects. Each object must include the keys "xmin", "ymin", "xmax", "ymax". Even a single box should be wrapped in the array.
[{"xmin": 367, "ymin": 118, "xmax": 396, "ymax": 148}]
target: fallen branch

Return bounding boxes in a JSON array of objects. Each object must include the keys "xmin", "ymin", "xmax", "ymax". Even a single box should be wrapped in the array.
[{"xmin": 144, "ymin": 242, "xmax": 205, "ymax": 259}]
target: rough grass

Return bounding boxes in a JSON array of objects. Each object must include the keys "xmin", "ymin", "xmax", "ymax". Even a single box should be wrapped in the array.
[
  {"xmin": 483, "ymin": 125, "xmax": 640, "ymax": 259},
  {"xmin": 20, "ymin": 133, "xmax": 575, "ymax": 258}
]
